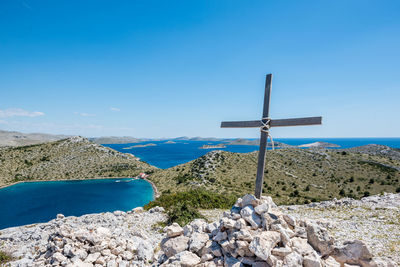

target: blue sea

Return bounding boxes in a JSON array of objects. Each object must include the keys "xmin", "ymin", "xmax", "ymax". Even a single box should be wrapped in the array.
[
  {"xmin": 0, "ymin": 178, "xmax": 153, "ymax": 229},
  {"xmin": 105, "ymin": 138, "xmax": 400, "ymax": 169}
]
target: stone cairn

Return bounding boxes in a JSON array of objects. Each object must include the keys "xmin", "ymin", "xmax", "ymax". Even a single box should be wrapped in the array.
[
  {"xmin": 31, "ymin": 207, "xmax": 165, "ymax": 267},
  {"xmin": 160, "ymin": 194, "xmax": 392, "ymax": 267}
]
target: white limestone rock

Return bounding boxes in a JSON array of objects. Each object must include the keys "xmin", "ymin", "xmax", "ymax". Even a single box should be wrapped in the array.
[
  {"xmin": 85, "ymin": 252, "xmax": 101, "ymax": 263},
  {"xmin": 161, "ymin": 235, "xmax": 190, "ymax": 258},
  {"xmin": 303, "ymin": 251, "xmax": 322, "ymax": 267},
  {"xmin": 307, "ymin": 223, "xmax": 334, "ymax": 256},
  {"xmin": 213, "ymin": 230, "xmax": 228, "ymax": 242},
  {"xmin": 254, "ymin": 202, "xmax": 269, "ymax": 215},
  {"xmin": 272, "ymin": 246, "xmax": 292, "ymax": 257},
  {"xmin": 234, "ymin": 218, "xmax": 247, "ymax": 230},
  {"xmin": 174, "ymin": 251, "xmax": 201, "ymax": 267},
  {"xmin": 332, "ymin": 240, "xmax": 373, "ymax": 265},
  {"xmin": 189, "ymin": 232, "xmax": 210, "ymax": 253},
  {"xmin": 164, "ymin": 222, "xmax": 184, "ymax": 238},
  {"xmin": 224, "ymin": 256, "xmax": 243, "ymax": 267},
  {"xmin": 241, "ymin": 194, "xmax": 259, "ymax": 207},
  {"xmin": 248, "ymin": 231, "xmax": 280, "ymax": 261},
  {"xmin": 240, "ymin": 205, "xmax": 262, "ymax": 229},
  {"xmin": 283, "ymin": 251, "xmax": 303, "ymax": 267},
  {"xmin": 190, "ymin": 219, "xmax": 208, "ymax": 233}
]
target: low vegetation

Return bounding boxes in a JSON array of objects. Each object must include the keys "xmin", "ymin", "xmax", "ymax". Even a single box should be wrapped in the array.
[
  {"xmin": 144, "ymin": 189, "xmax": 237, "ymax": 225},
  {"xmin": 150, "ymin": 147, "xmax": 400, "ymax": 205},
  {"xmin": 0, "ymin": 250, "xmax": 12, "ymax": 264}
]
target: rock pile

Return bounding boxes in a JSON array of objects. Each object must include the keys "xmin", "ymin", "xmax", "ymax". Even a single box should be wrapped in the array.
[
  {"xmin": 0, "ymin": 207, "xmax": 166, "ymax": 267},
  {"xmin": 160, "ymin": 194, "xmax": 394, "ymax": 267}
]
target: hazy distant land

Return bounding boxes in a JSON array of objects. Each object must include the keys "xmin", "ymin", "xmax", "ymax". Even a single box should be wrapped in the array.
[
  {"xmin": 123, "ymin": 143, "xmax": 157, "ymax": 149},
  {"xmin": 0, "ymin": 130, "xmax": 70, "ymax": 147}
]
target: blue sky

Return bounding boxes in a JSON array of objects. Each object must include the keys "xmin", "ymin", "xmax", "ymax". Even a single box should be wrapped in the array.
[{"xmin": 0, "ymin": 0, "xmax": 399, "ymax": 138}]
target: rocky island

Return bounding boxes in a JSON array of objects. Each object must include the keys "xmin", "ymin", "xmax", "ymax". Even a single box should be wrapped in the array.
[
  {"xmin": 123, "ymin": 143, "xmax": 158, "ymax": 149},
  {"xmin": 298, "ymin": 142, "xmax": 340, "ymax": 148},
  {"xmin": 227, "ymin": 139, "xmax": 292, "ymax": 148},
  {"xmin": 199, "ymin": 144, "xmax": 227, "ymax": 149}
]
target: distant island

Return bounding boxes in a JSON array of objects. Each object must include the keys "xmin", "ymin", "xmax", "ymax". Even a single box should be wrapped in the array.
[
  {"xmin": 173, "ymin": 136, "xmax": 226, "ymax": 141},
  {"xmin": 89, "ymin": 136, "xmax": 144, "ymax": 144},
  {"xmin": 298, "ymin": 141, "xmax": 340, "ymax": 148},
  {"xmin": 199, "ymin": 144, "xmax": 226, "ymax": 149},
  {"xmin": 164, "ymin": 141, "xmax": 176, "ymax": 144},
  {"xmin": 0, "ymin": 130, "xmax": 70, "ymax": 147},
  {"xmin": 228, "ymin": 138, "xmax": 292, "ymax": 148},
  {"xmin": 123, "ymin": 143, "xmax": 157, "ymax": 149}
]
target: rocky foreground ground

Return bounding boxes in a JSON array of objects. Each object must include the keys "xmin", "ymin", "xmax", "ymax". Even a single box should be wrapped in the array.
[
  {"xmin": 282, "ymin": 193, "xmax": 400, "ymax": 265},
  {"xmin": 0, "ymin": 194, "xmax": 398, "ymax": 267}
]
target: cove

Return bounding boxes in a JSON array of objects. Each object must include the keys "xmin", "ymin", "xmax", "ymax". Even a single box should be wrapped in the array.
[{"xmin": 0, "ymin": 178, "xmax": 154, "ymax": 229}]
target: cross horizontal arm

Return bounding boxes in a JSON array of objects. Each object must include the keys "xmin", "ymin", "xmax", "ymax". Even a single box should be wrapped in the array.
[
  {"xmin": 220, "ymin": 116, "xmax": 322, "ymax": 128},
  {"xmin": 221, "ymin": 120, "xmax": 262, "ymax": 128},
  {"xmin": 270, "ymin": 116, "xmax": 322, "ymax": 127}
]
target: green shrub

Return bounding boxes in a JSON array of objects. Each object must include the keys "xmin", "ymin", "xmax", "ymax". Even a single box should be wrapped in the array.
[
  {"xmin": 144, "ymin": 189, "xmax": 237, "ymax": 225},
  {"xmin": 339, "ymin": 189, "xmax": 345, "ymax": 196},
  {"xmin": 166, "ymin": 203, "xmax": 204, "ymax": 226},
  {"xmin": 0, "ymin": 250, "xmax": 12, "ymax": 264},
  {"xmin": 175, "ymin": 173, "xmax": 194, "ymax": 184}
]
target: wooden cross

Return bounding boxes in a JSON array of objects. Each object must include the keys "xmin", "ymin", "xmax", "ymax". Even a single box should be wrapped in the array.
[{"xmin": 221, "ymin": 74, "xmax": 322, "ymax": 198}]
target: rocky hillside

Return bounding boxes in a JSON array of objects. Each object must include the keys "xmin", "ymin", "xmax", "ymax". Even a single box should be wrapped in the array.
[
  {"xmin": 283, "ymin": 192, "xmax": 400, "ymax": 264},
  {"xmin": 152, "ymin": 146, "xmax": 400, "ymax": 205},
  {"xmin": 0, "ymin": 137, "xmax": 156, "ymax": 187},
  {"xmin": 343, "ymin": 144, "xmax": 400, "ymax": 161},
  {"xmin": 0, "ymin": 130, "xmax": 69, "ymax": 147},
  {"xmin": 0, "ymin": 194, "xmax": 397, "ymax": 266}
]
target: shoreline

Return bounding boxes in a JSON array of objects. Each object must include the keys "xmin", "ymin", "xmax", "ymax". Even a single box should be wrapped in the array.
[{"xmin": 0, "ymin": 176, "xmax": 161, "ymax": 199}]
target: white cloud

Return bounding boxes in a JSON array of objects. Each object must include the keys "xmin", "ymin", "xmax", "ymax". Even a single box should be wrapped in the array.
[
  {"xmin": 0, "ymin": 120, "xmax": 8, "ymax": 124},
  {"xmin": 74, "ymin": 112, "xmax": 95, "ymax": 117},
  {"xmin": 110, "ymin": 107, "xmax": 121, "ymax": 112},
  {"xmin": 0, "ymin": 108, "xmax": 45, "ymax": 118}
]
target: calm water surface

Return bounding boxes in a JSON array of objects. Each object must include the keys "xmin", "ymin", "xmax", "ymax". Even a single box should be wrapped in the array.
[
  {"xmin": 0, "ymin": 178, "xmax": 153, "ymax": 229},
  {"xmin": 106, "ymin": 138, "xmax": 400, "ymax": 169}
]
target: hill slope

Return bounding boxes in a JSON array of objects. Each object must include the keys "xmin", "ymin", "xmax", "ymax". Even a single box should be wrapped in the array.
[
  {"xmin": 151, "ymin": 146, "xmax": 400, "ymax": 204},
  {"xmin": 0, "ymin": 130, "xmax": 69, "ymax": 147},
  {"xmin": 0, "ymin": 136, "xmax": 156, "ymax": 187}
]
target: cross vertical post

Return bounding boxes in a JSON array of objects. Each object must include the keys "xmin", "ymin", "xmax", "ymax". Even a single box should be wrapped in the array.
[
  {"xmin": 255, "ymin": 74, "xmax": 272, "ymax": 198},
  {"xmin": 220, "ymin": 74, "xmax": 322, "ymax": 199}
]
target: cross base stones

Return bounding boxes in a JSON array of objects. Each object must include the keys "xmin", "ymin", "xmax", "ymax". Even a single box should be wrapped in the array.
[{"xmin": 160, "ymin": 194, "xmax": 391, "ymax": 267}]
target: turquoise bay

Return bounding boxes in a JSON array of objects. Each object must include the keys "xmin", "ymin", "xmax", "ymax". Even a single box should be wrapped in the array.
[{"xmin": 0, "ymin": 178, "xmax": 154, "ymax": 229}]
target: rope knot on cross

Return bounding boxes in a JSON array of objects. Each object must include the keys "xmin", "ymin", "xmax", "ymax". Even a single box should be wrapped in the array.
[
  {"xmin": 221, "ymin": 74, "xmax": 322, "ymax": 198},
  {"xmin": 260, "ymin": 117, "xmax": 271, "ymax": 132}
]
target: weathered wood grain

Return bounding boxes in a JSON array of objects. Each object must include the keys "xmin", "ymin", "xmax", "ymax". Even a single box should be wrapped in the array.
[
  {"xmin": 255, "ymin": 74, "xmax": 273, "ymax": 198},
  {"xmin": 270, "ymin": 116, "xmax": 322, "ymax": 127},
  {"xmin": 220, "ymin": 120, "xmax": 262, "ymax": 128}
]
